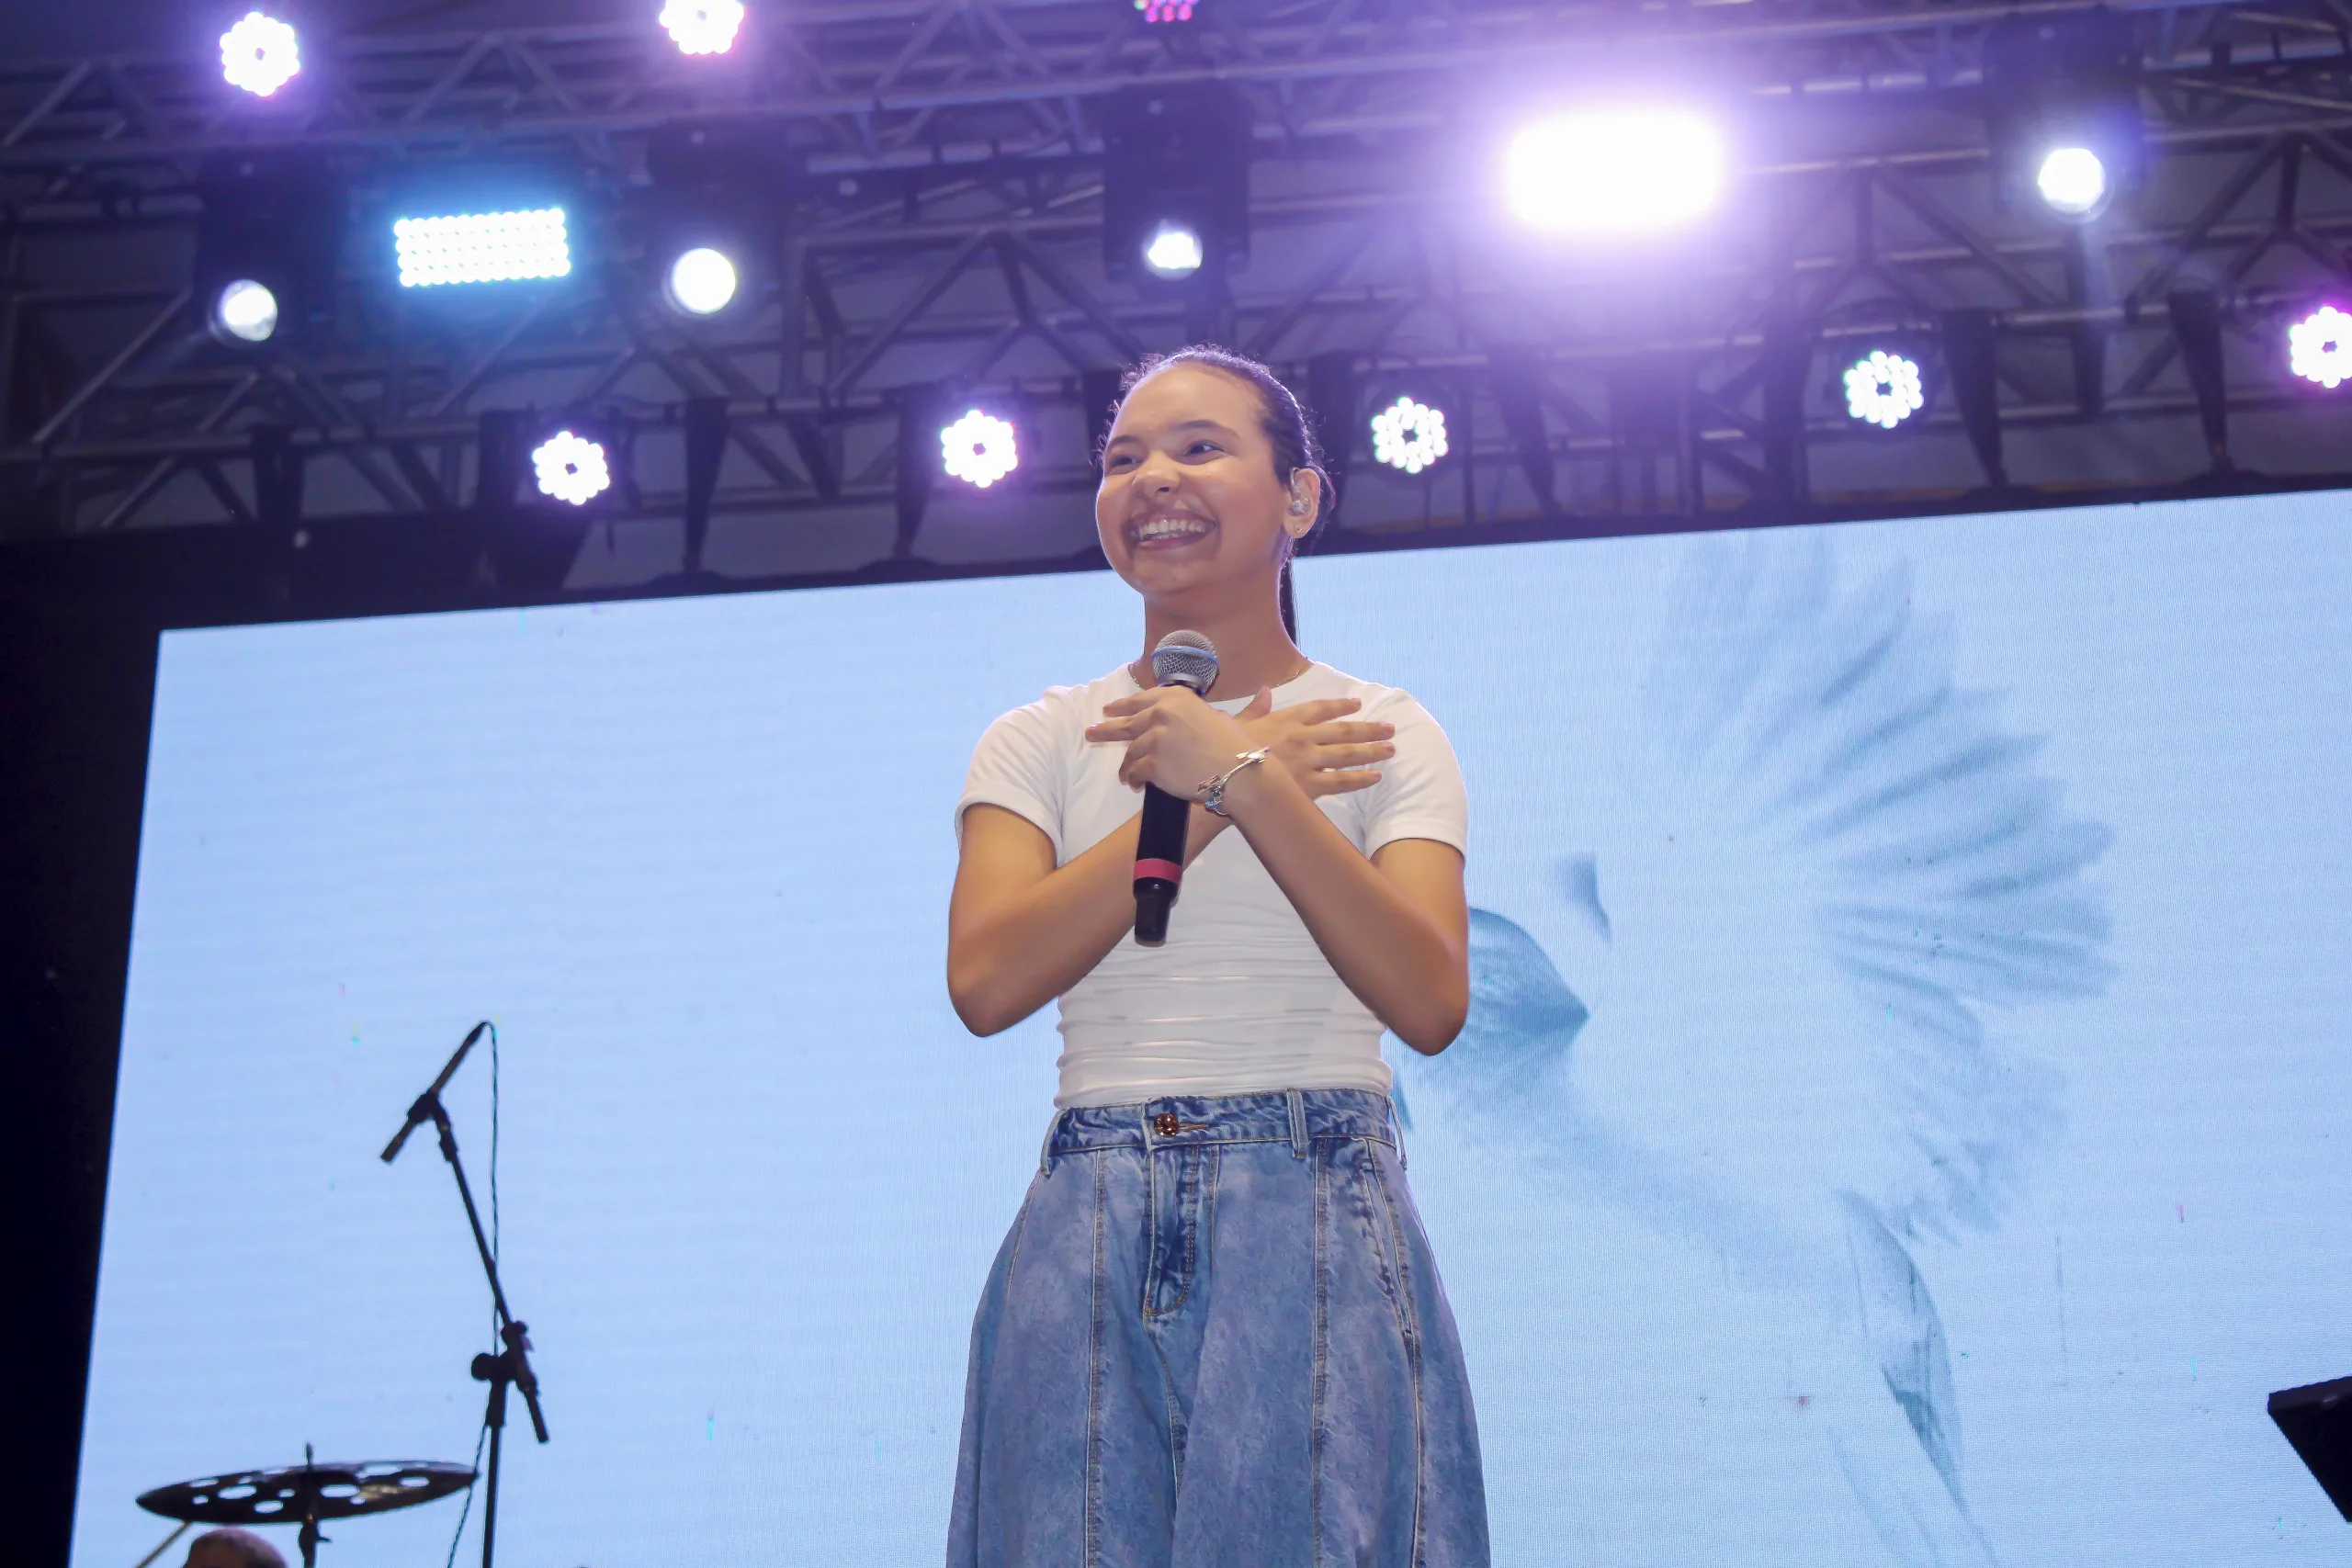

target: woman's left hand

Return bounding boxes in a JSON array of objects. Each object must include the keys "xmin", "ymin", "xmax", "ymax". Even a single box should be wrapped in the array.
[{"xmin": 1085, "ymin": 686, "xmax": 1259, "ymax": 798}]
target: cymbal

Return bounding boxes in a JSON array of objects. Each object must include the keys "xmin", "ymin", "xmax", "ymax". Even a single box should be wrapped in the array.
[{"xmin": 138, "ymin": 1461, "xmax": 474, "ymax": 1526}]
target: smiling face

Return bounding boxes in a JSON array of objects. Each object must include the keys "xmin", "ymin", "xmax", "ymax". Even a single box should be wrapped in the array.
[{"xmin": 1096, "ymin": 362, "xmax": 1314, "ymax": 615}]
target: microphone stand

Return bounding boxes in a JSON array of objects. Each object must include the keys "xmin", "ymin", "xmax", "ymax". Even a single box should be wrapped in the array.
[{"xmin": 382, "ymin": 1025, "xmax": 548, "ymax": 1568}]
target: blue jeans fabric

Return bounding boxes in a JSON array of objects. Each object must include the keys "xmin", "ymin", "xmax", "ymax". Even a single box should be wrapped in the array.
[{"xmin": 948, "ymin": 1088, "xmax": 1489, "ymax": 1568}]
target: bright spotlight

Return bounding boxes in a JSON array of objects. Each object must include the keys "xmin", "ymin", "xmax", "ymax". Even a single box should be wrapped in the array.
[
  {"xmin": 393, "ymin": 209, "xmax": 571, "ymax": 288},
  {"xmin": 2289, "ymin": 305, "xmax": 2352, "ymax": 389},
  {"xmin": 660, "ymin": 0, "xmax": 745, "ymax": 54},
  {"xmin": 1843, "ymin": 350, "xmax": 1926, "ymax": 430},
  {"xmin": 220, "ymin": 11, "xmax": 300, "ymax": 96},
  {"xmin": 665, "ymin": 246, "xmax": 739, "ymax": 315},
  {"xmin": 1136, "ymin": 0, "xmax": 1196, "ymax": 19},
  {"xmin": 2036, "ymin": 146, "xmax": 2109, "ymax": 219},
  {"xmin": 209, "ymin": 279, "xmax": 280, "ymax": 344},
  {"xmin": 1369, "ymin": 396, "xmax": 1449, "ymax": 474},
  {"xmin": 532, "ymin": 430, "xmax": 611, "ymax": 505},
  {"xmin": 1141, "ymin": 221, "xmax": 1204, "ymax": 280},
  {"xmin": 941, "ymin": 409, "xmax": 1019, "ymax": 488},
  {"xmin": 1507, "ymin": 109, "xmax": 1724, "ymax": 235}
]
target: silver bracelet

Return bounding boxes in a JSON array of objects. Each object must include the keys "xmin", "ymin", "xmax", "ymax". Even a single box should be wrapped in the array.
[{"xmin": 1197, "ymin": 747, "xmax": 1272, "ymax": 818}]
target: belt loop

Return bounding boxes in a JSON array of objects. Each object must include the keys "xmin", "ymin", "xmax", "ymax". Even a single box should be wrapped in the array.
[
  {"xmin": 1038, "ymin": 1110, "xmax": 1061, "ymax": 1178},
  {"xmin": 1287, "ymin": 1089, "xmax": 1308, "ymax": 1159},
  {"xmin": 1389, "ymin": 1096, "xmax": 1408, "ymax": 1168}
]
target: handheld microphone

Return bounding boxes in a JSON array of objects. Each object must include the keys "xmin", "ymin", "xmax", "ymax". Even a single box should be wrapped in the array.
[{"xmin": 1133, "ymin": 630, "xmax": 1219, "ymax": 947}]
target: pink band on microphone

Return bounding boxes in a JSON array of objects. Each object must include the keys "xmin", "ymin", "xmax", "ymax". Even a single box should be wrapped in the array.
[{"xmin": 1134, "ymin": 859, "xmax": 1183, "ymax": 884}]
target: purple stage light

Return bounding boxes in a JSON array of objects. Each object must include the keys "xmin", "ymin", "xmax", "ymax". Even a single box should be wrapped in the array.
[
  {"xmin": 532, "ymin": 430, "xmax": 611, "ymax": 505},
  {"xmin": 2288, "ymin": 305, "xmax": 2350, "ymax": 390},
  {"xmin": 942, "ymin": 410, "xmax": 1019, "ymax": 488},
  {"xmin": 661, "ymin": 0, "xmax": 745, "ymax": 54},
  {"xmin": 220, "ymin": 11, "xmax": 300, "ymax": 96}
]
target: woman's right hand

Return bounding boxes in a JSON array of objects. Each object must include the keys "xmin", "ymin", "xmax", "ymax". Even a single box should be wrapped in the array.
[{"xmin": 1229, "ymin": 689, "xmax": 1396, "ymax": 800}]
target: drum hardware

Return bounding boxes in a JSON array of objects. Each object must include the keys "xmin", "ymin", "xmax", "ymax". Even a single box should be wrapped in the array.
[{"xmin": 137, "ymin": 1448, "xmax": 475, "ymax": 1568}]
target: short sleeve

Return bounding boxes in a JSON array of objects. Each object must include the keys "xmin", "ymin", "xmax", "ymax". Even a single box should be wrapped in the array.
[
  {"xmin": 956, "ymin": 695, "xmax": 1070, "ymax": 860},
  {"xmin": 1358, "ymin": 691, "xmax": 1468, "ymax": 858}
]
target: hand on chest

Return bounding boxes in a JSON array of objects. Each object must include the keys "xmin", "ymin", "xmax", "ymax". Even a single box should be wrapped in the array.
[{"xmin": 1065, "ymin": 744, "xmax": 1364, "ymax": 924}]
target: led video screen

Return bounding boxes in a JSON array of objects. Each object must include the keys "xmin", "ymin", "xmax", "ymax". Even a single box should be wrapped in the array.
[{"xmin": 74, "ymin": 491, "xmax": 2352, "ymax": 1566}]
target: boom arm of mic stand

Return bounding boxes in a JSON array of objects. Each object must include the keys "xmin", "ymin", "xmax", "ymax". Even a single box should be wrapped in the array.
[{"xmin": 424, "ymin": 1096, "xmax": 550, "ymax": 1444}]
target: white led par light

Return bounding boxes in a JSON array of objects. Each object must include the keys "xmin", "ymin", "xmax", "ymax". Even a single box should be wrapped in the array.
[
  {"xmin": 660, "ymin": 0, "xmax": 746, "ymax": 54},
  {"xmin": 1369, "ymin": 396, "xmax": 1450, "ymax": 474},
  {"xmin": 1141, "ymin": 222, "xmax": 1205, "ymax": 281},
  {"xmin": 941, "ymin": 410, "xmax": 1020, "ymax": 489},
  {"xmin": 531, "ymin": 429, "xmax": 613, "ymax": 505},
  {"xmin": 2035, "ymin": 146, "xmax": 2111, "ymax": 220},
  {"xmin": 2288, "ymin": 306, "xmax": 2351, "ymax": 391},
  {"xmin": 209, "ymin": 279, "xmax": 281, "ymax": 345},
  {"xmin": 220, "ymin": 11, "xmax": 300, "ymax": 96},
  {"xmin": 664, "ymin": 246, "xmax": 741, "ymax": 315},
  {"xmin": 1843, "ymin": 350, "xmax": 1928, "ymax": 430},
  {"xmin": 393, "ymin": 208, "xmax": 572, "ymax": 288}
]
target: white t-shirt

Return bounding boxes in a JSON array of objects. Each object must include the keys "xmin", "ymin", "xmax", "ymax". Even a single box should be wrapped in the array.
[{"xmin": 956, "ymin": 660, "xmax": 1468, "ymax": 1108}]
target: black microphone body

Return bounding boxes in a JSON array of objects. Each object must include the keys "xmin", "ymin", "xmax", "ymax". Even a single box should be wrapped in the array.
[
  {"xmin": 1133, "ymin": 784, "xmax": 1191, "ymax": 946},
  {"xmin": 1132, "ymin": 630, "xmax": 1220, "ymax": 946}
]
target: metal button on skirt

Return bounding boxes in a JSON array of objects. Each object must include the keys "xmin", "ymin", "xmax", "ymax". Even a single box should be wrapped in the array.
[{"xmin": 947, "ymin": 1087, "xmax": 1491, "ymax": 1568}]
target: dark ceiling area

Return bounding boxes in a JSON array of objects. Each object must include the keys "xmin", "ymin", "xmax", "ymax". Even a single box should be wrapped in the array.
[{"xmin": 0, "ymin": 0, "xmax": 2346, "ymax": 591}]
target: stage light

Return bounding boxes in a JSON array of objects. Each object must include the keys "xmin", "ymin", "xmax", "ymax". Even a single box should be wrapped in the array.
[
  {"xmin": 1506, "ymin": 110, "xmax": 1724, "ymax": 234},
  {"xmin": 1141, "ymin": 222, "xmax": 1204, "ymax": 280},
  {"xmin": 2288, "ymin": 305, "xmax": 2351, "ymax": 390},
  {"xmin": 1984, "ymin": 11, "xmax": 2143, "ymax": 222},
  {"xmin": 1843, "ymin": 350, "xmax": 1925, "ymax": 430},
  {"xmin": 660, "ymin": 0, "xmax": 744, "ymax": 54},
  {"xmin": 531, "ymin": 429, "xmax": 611, "ymax": 505},
  {"xmin": 209, "ymin": 279, "xmax": 279, "ymax": 344},
  {"xmin": 1369, "ymin": 396, "xmax": 1449, "ymax": 474},
  {"xmin": 394, "ymin": 209, "xmax": 571, "ymax": 288},
  {"xmin": 940, "ymin": 409, "xmax": 1018, "ymax": 489},
  {"xmin": 220, "ymin": 11, "xmax": 300, "ymax": 96},
  {"xmin": 664, "ymin": 246, "xmax": 739, "ymax": 315},
  {"xmin": 196, "ymin": 152, "xmax": 341, "ymax": 346},
  {"xmin": 1101, "ymin": 85, "xmax": 1251, "ymax": 284},
  {"xmin": 2036, "ymin": 146, "xmax": 2109, "ymax": 219},
  {"xmin": 1136, "ymin": 0, "xmax": 1195, "ymax": 20}
]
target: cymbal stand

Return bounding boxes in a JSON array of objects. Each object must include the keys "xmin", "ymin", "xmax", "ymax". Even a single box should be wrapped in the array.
[
  {"xmin": 128, "ymin": 1520, "xmax": 190, "ymax": 1568},
  {"xmin": 298, "ymin": 1444, "xmax": 322, "ymax": 1568},
  {"xmin": 382, "ymin": 1027, "xmax": 548, "ymax": 1568}
]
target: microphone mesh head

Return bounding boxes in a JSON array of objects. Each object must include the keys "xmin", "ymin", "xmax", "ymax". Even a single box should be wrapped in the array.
[{"xmin": 1150, "ymin": 630, "xmax": 1219, "ymax": 694}]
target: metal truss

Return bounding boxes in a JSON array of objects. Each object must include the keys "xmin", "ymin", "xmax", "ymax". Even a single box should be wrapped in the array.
[{"xmin": 1, "ymin": 0, "xmax": 2349, "ymax": 547}]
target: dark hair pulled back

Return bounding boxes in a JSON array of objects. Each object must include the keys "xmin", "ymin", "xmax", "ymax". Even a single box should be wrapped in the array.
[{"xmin": 1106, "ymin": 344, "xmax": 1330, "ymax": 640}]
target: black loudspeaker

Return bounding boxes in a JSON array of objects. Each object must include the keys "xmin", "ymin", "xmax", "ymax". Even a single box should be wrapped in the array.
[
  {"xmin": 2271, "ymin": 1376, "xmax": 2352, "ymax": 1521},
  {"xmin": 1098, "ymin": 84, "xmax": 1253, "ymax": 281}
]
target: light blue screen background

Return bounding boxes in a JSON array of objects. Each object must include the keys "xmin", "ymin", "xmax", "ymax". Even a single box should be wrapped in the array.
[{"xmin": 74, "ymin": 491, "xmax": 2352, "ymax": 1567}]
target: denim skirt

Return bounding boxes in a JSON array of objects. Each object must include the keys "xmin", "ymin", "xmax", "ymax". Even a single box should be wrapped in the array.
[{"xmin": 946, "ymin": 1088, "xmax": 1489, "ymax": 1568}]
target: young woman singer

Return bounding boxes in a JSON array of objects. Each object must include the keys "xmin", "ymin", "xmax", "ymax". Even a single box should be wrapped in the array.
[{"xmin": 944, "ymin": 346, "xmax": 1490, "ymax": 1567}]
